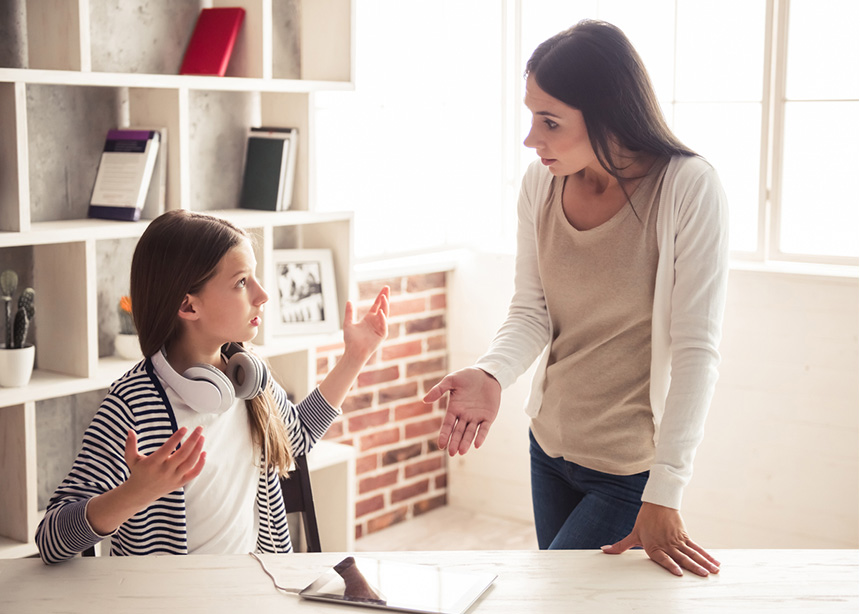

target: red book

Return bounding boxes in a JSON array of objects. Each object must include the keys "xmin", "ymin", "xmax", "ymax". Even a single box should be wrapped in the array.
[{"xmin": 179, "ymin": 7, "xmax": 245, "ymax": 76}]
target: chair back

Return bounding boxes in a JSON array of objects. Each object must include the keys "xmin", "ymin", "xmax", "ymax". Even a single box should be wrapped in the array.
[{"xmin": 280, "ymin": 453, "xmax": 322, "ymax": 552}]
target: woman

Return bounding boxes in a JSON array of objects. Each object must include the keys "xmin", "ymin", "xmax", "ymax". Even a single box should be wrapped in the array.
[{"xmin": 425, "ymin": 20, "xmax": 728, "ymax": 577}]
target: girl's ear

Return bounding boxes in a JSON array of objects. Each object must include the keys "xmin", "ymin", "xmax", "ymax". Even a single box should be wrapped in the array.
[{"xmin": 177, "ymin": 294, "xmax": 199, "ymax": 322}]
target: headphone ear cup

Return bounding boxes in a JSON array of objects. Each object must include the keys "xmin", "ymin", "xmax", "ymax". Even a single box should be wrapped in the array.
[
  {"xmin": 224, "ymin": 351, "xmax": 267, "ymax": 400},
  {"xmin": 183, "ymin": 364, "xmax": 235, "ymax": 414}
]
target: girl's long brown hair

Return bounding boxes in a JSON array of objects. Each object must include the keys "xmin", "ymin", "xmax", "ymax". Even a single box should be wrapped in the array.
[{"xmin": 130, "ymin": 209, "xmax": 292, "ymax": 475}]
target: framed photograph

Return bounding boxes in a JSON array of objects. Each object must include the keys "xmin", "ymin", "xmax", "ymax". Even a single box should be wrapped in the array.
[{"xmin": 271, "ymin": 249, "xmax": 339, "ymax": 335}]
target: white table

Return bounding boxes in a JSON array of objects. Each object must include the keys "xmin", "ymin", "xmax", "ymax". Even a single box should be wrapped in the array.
[{"xmin": 0, "ymin": 550, "xmax": 856, "ymax": 613}]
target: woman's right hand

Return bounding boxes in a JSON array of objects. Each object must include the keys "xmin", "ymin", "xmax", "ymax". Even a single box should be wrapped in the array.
[{"xmin": 424, "ymin": 367, "xmax": 501, "ymax": 456}]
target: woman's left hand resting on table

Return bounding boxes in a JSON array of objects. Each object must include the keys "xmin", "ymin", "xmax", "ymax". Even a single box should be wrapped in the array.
[
  {"xmin": 601, "ymin": 502, "xmax": 721, "ymax": 577},
  {"xmin": 318, "ymin": 286, "xmax": 390, "ymax": 409}
]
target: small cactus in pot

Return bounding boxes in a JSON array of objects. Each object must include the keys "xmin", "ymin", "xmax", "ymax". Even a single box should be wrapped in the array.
[{"xmin": 0, "ymin": 270, "xmax": 35, "ymax": 349}]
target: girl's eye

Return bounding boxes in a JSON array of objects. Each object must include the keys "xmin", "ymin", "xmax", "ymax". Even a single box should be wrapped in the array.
[{"xmin": 237, "ymin": 278, "xmax": 247, "ymax": 288}]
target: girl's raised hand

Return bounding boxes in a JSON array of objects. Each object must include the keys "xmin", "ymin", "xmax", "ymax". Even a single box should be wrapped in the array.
[
  {"xmin": 123, "ymin": 427, "xmax": 207, "ymax": 505},
  {"xmin": 342, "ymin": 286, "xmax": 390, "ymax": 361}
]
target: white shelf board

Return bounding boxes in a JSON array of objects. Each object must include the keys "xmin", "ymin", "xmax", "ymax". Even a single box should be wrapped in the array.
[
  {"xmin": 0, "ymin": 68, "xmax": 354, "ymax": 93},
  {"xmin": 307, "ymin": 440, "xmax": 356, "ymax": 472},
  {"xmin": 0, "ymin": 536, "xmax": 38, "ymax": 559},
  {"xmin": 0, "ymin": 357, "xmax": 138, "ymax": 406},
  {"xmin": 0, "ymin": 210, "xmax": 353, "ymax": 247}
]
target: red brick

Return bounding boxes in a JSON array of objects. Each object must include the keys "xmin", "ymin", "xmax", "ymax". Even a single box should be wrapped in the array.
[
  {"xmin": 378, "ymin": 382, "xmax": 418, "ymax": 404},
  {"xmin": 427, "ymin": 334, "xmax": 447, "ymax": 351},
  {"xmin": 429, "ymin": 293, "xmax": 447, "ymax": 310},
  {"xmin": 359, "ymin": 279, "xmax": 402, "ymax": 301},
  {"xmin": 404, "ymin": 456, "xmax": 444, "ymax": 479},
  {"xmin": 407, "ymin": 272, "xmax": 446, "ymax": 292},
  {"xmin": 406, "ymin": 357, "xmax": 447, "ymax": 378},
  {"xmin": 421, "ymin": 374, "xmax": 448, "ymax": 401},
  {"xmin": 356, "ymin": 494, "xmax": 385, "ymax": 518},
  {"xmin": 391, "ymin": 479, "xmax": 430, "ymax": 503},
  {"xmin": 359, "ymin": 469, "xmax": 398, "ymax": 494},
  {"xmin": 405, "ymin": 416, "xmax": 443, "ymax": 439},
  {"xmin": 316, "ymin": 342, "xmax": 345, "ymax": 353},
  {"xmin": 394, "ymin": 401, "xmax": 432, "ymax": 421},
  {"xmin": 382, "ymin": 442, "xmax": 423, "ymax": 465},
  {"xmin": 387, "ymin": 323, "xmax": 401, "ymax": 339},
  {"xmin": 367, "ymin": 507, "xmax": 408, "ymax": 533},
  {"xmin": 390, "ymin": 297, "xmax": 427, "ymax": 317},
  {"xmin": 359, "ymin": 427, "xmax": 400, "ymax": 452},
  {"xmin": 435, "ymin": 474, "xmax": 448, "ymax": 489},
  {"xmin": 356, "ymin": 453, "xmax": 378, "ymax": 474},
  {"xmin": 381, "ymin": 340, "xmax": 422, "ymax": 361},
  {"xmin": 316, "ymin": 356, "xmax": 329, "ymax": 375},
  {"xmin": 405, "ymin": 315, "xmax": 445, "ymax": 335},
  {"xmin": 413, "ymin": 494, "xmax": 447, "ymax": 516},
  {"xmin": 342, "ymin": 392, "xmax": 374, "ymax": 413},
  {"xmin": 348, "ymin": 408, "xmax": 391, "ymax": 432},
  {"xmin": 357, "ymin": 365, "xmax": 399, "ymax": 387},
  {"xmin": 355, "ymin": 525, "xmax": 364, "ymax": 540},
  {"xmin": 321, "ymin": 420, "xmax": 344, "ymax": 440}
]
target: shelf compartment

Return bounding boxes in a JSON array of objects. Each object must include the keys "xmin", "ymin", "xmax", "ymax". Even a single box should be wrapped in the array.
[{"xmin": 0, "ymin": 402, "xmax": 37, "ymax": 545}]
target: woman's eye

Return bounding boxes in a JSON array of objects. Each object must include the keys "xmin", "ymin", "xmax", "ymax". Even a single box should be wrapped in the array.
[{"xmin": 544, "ymin": 119, "xmax": 558, "ymax": 130}]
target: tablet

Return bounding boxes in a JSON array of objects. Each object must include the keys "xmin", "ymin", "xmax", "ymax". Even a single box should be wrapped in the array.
[{"xmin": 299, "ymin": 556, "xmax": 497, "ymax": 614}]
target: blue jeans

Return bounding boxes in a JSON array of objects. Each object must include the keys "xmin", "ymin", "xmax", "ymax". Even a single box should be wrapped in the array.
[{"xmin": 529, "ymin": 429, "xmax": 648, "ymax": 550}]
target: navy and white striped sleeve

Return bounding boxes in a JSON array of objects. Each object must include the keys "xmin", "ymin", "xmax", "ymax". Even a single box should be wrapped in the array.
[
  {"xmin": 270, "ymin": 380, "xmax": 340, "ymax": 456},
  {"xmin": 35, "ymin": 393, "xmax": 133, "ymax": 564}
]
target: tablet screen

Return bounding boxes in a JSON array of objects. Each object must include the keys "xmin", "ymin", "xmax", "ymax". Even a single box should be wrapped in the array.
[{"xmin": 299, "ymin": 556, "xmax": 497, "ymax": 614}]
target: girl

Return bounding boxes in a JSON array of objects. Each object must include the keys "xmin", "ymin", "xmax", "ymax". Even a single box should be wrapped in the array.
[
  {"xmin": 36, "ymin": 209, "xmax": 389, "ymax": 564},
  {"xmin": 425, "ymin": 20, "xmax": 728, "ymax": 577}
]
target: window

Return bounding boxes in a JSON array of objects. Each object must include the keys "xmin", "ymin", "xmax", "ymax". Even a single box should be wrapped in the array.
[{"xmin": 315, "ymin": 0, "xmax": 858, "ymax": 266}]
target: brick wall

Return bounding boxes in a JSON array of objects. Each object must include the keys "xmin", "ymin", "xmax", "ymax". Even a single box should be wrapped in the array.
[{"xmin": 316, "ymin": 271, "xmax": 449, "ymax": 540}]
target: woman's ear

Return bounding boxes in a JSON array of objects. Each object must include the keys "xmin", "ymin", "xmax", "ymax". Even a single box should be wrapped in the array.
[{"xmin": 177, "ymin": 294, "xmax": 199, "ymax": 322}]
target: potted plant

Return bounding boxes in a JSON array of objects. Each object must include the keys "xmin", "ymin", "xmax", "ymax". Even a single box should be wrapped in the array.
[
  {"xmin": 114, "ymin": 295, "xmax": 141, "ymax": 360},
  {"xmin": 0, "ymin": 270, "xmax": 36, "ymax": 387}
]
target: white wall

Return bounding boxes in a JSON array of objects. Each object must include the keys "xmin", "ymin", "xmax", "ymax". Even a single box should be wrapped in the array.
[{"xmin": 447, "ymin": 250, "xmax": 859, "ymax": 548}]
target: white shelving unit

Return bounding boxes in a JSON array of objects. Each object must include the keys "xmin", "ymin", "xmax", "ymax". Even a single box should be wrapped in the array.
[{"xmin": 0, "ymin": 0, "xmax": 355, "ymax": 558}]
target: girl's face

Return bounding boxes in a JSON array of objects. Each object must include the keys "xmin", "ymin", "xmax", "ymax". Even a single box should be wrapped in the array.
[
  {"xmin": 188, "ymin": 239, "xmax": 269, "ymax": 346},
  {"xmin": 523, "ymin": 74, "xmax": 597, "ymax": 176}
]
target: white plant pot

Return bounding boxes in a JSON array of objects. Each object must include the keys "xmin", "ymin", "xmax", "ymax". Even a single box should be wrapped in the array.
[
  {"xmin": 114, "ymin": 334, "xmax": 142, "ymax": 361},
  {"xmin": 0, "ymin": 344, "xmax": 36, "ymax": 387}
]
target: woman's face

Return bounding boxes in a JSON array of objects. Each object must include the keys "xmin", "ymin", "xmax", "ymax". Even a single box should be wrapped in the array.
[{"xmin": 523, "ymin": 74, "xmax": 597, "ymax": 176}]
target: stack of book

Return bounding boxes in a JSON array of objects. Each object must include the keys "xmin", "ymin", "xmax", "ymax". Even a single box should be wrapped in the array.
[{"xmin": 239, "ymin": 127, "xmax": 299, "ymax": 212}]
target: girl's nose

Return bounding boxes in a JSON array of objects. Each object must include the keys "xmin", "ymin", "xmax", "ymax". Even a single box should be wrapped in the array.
[{"xmin": 256, "ymin": 281, "xmax": 269, "ymax": 306}]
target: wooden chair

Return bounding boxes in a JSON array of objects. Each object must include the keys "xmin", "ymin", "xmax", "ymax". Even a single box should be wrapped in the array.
[{"xmin": 82, "ymin": 453, "xmax": 321, "ymax": 557}]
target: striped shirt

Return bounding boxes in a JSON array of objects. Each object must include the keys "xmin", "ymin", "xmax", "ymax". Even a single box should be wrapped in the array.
[{"xmin": 35, "ymin": 358, "xmax": 340, "ymax": 564}]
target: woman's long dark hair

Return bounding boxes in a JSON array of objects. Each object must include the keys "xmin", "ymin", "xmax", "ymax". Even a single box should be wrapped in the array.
[
  {"xmin": 526, "ymin": 20, "xmax": 695, "ymax": 178},
  {"xmin": 130, "ymin": 210, "xmax": 293, "ymax": 475}
]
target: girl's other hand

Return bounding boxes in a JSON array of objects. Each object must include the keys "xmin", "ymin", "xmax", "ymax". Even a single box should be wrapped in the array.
[
  {"xmin": 123, "ymin": 427, "xmax": 207, "ymax": 505},
  {"xmin": 342, "ymin": 286, "xmax": 390, "ymax": 362}
]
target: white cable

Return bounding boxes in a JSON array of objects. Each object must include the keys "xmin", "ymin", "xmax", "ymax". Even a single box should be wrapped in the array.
[{"xmin": 248, "ymin": 552, "xmax": 301, "ymax": 594}]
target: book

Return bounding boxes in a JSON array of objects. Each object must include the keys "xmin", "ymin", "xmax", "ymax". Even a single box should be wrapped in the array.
[
  {"xmin": 88, "ymin": 129, "xmax": 161, "ymax": 222},
  {"xmin": 130, "ymin": 126, "xmax": 168, "ymax": 220},
  {"xmin": 239, "ymin": 128, "xmax": 298, "ymax": 211},
  {"xmin": 179, "ymin": 7, "xmax": 245, "ymax": 76}
]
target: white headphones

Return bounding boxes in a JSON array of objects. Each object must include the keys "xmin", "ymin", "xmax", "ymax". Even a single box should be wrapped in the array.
[{"xmin": 151, "ymin": 342, "xmax": 268, "ymax": 414}]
